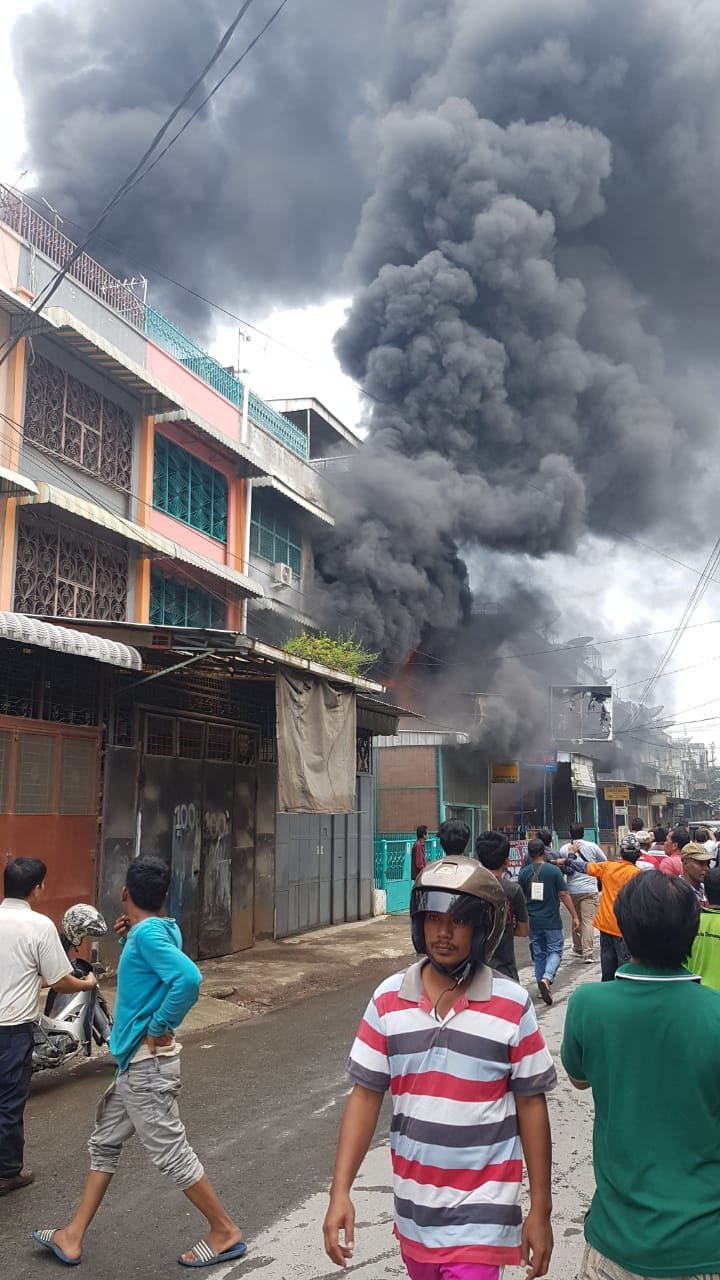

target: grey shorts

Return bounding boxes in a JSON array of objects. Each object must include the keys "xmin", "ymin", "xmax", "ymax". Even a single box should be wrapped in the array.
[
  {"xmin": 578, "ymin": 1242, "xmax": 720, "ymax": 1280},
  {"xmin": 88, "ymin": 1055, "xmax": 204, "ymax": 1190}
]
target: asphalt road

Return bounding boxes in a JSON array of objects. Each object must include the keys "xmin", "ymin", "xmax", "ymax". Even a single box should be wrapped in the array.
[{"xmin": 3, "ymin": 921, "xmax": 585, "ymax": 1280}]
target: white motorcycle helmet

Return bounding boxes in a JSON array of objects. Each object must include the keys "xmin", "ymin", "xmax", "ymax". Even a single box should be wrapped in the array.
[{"xmin": 61, "ymin": 903, "xmax": 108, "ymax": 948}]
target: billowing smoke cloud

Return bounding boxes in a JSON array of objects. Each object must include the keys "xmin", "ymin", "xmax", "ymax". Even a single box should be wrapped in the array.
[
  {"xmin": 11, "ymin": 0, "xmax": 385, "ymax": 325},
  {"xmin": 14, "ymin": 0, "xmax": 720, "ymax": 751}
]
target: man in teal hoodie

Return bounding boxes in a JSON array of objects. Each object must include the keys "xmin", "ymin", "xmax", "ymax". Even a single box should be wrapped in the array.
[{"xmin": 32, "ymin": 857, "xmax": 246, "ymax": 1270}]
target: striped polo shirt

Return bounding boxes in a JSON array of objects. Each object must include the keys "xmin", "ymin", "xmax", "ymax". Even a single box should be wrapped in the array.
[{"xmin": 347, "ymin": 960, "xmax": 556, "ymax": 1267}]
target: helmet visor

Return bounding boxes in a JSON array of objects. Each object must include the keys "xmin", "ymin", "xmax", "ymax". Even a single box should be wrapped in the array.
[{"xmin": 412, "ymin": 889, "xmax": 482, "ymax": 922}]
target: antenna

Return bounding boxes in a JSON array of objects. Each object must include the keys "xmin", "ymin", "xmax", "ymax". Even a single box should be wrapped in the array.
[{"xmin": 40, "ymin": 196, "xmax": 63, "ymax": 229}]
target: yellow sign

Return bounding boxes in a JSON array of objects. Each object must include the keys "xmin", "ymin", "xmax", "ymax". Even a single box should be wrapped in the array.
[
  {"xmin": 492, "ymin": 762, "xmax": 520, "ymax": 784},
  {"xmin": 604, "ymin": 785, "xmax": 629, "ymax": 802}
]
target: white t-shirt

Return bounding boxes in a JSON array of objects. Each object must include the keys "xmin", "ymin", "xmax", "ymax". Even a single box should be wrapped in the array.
[
  {"xmin": 558, "ymin": 840, "xmax": 607, "ymax": 895},
  {"xmin": 0, "ymin": 898, "xmax": 72, "ymax": 1025}
]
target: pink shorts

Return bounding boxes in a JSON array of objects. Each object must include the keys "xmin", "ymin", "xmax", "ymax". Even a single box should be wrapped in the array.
[{"xmin": 400, "ymin": 1250, "xmax": 502, "ymax": 1280}]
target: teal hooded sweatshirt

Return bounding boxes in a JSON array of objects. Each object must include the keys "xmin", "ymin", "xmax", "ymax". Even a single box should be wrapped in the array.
[{"xmin": 109, "ymin": 917, "xmax": 202, "ymax": 1072}]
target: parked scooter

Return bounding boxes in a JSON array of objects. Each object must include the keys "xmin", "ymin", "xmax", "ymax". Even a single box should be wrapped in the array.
[{"xmin": 32, "ymin": 904, "xmax": 113, "ymax": 1073}]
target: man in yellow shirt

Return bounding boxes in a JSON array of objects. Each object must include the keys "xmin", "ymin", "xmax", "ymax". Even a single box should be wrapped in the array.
[
  {"xmin": 567, "ymin": 834, "xmax": 642, "ymax": 981},
  {"xmin": 690, "ymin": 867, "xmax": 720, "ymax": 989}
]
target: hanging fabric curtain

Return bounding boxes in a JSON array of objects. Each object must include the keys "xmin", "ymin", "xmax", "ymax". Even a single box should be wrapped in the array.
[{"xmin": 276, "ymin": 671, "xmax": 357, "ymax": 813}]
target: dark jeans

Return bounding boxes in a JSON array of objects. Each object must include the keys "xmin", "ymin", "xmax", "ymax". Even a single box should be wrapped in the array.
[
  {"xmin": 0, "ymin": 1022, "xmax": 34, "ymax": 1177},
  {"xmin": 600, "ymin": 931, "xmax": 630, "ymax": 982}
]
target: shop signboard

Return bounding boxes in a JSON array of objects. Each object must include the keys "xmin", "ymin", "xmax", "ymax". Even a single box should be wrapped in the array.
[{"xmin": 492, "ymin": 761, "xmax": 520, "ymax": 784}]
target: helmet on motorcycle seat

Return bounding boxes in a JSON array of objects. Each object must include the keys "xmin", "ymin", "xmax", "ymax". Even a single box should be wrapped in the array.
[
  {"xmin": 409, "ymin": 855, "xmax": 506, "ymax": 977},
  {"xmin": 61, "ymin": 903, "xmax": 108, "ymax": 948}
]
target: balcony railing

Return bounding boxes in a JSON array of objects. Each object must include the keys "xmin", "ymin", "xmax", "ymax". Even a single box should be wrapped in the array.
[
  {"xmin": 0, "ymin": 184, "xmax": 145, "ymax": 327},
  {"xmin": 247, "ymin": 390, "xmax": 308, "ymax": 458},
  {"xmin": 0, "ymin": 184, "xmax": 309, "ymax": 460},
  {"xmin": 144, "ymin": 305, "xmax": 245, "ymax": 407}
]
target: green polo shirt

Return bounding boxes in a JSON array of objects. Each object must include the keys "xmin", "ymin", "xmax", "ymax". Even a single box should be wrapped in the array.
[
  {"xmin": 561, "ymin": 964, "xmax": 720, "ymax": 1277},
  {"xmin": 690, "ymin": 907, "xmax": 720, "ymax": 990}
]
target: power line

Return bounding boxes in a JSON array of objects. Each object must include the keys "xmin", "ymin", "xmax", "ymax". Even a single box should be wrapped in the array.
[
  {"xmin": 125, "ymin": 0, "xmax": 292, "ymax": 196},
  {"xmin": 0, "ymin": 0, "xmax": 262, "ymax": 372}
]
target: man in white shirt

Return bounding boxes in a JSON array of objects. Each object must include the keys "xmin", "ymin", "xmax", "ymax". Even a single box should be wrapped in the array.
[
  {"xmin": 558, "ymin": 823, "xmax": 607, "ymax": 963},
  {"xmin": 0, "ymin": 857, "xmax": 97, "ymax": 1197}
]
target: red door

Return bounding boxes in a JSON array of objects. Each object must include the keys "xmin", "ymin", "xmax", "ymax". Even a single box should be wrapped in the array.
[{"xmin": 0, "ymin": 717, "xmax": 100, "ymax": 927}]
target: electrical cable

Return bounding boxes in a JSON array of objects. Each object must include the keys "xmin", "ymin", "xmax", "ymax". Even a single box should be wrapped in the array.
[
  {"xmin": 0, "ymin": 0, "xmax": 263, "ymax": 372},
  {"xmin": 124, "ymin": 0, "xmax": 292, "ymax": 196}
]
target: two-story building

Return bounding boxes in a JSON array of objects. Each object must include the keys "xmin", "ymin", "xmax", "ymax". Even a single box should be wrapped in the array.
[{"xmin": 0, "ymin": 184, "xmax": 393, "ymax": 955}]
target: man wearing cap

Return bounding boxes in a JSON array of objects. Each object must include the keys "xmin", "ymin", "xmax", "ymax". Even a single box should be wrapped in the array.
[
  {"xmin": 680, "ymin": 841, "xmax": 713, "ymax": 905},
  {"xmin": 566, "ymin": 835, "xmax": 642, "ymax": 982}
]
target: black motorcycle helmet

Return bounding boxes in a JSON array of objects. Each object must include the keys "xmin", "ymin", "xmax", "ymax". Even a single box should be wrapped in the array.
[{"xmin": 410, "ymin": 855, "xmax": 506, "ymax": 980}]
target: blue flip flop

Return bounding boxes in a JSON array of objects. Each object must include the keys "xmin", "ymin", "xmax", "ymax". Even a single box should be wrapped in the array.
[
  {"xmin": 178, "ymin": 1239, "xmax": 247, "ymax": 1269},
  {"xmin": 31, "ymin": 1229, "xmax": 82, "ymax": 1266}
]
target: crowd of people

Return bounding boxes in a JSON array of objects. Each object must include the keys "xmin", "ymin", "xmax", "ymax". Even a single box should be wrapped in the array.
[
  {"xmin": 4, "ymin": 815, "xmax": 720, "ymax": 1278},
  {"xmin": 325, "ymin": 817, "xmax": 720, "ymax": 1280}
]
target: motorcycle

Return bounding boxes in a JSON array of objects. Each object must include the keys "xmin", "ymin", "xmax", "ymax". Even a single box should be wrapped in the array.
[{"xmin": 32, "ymin": 904, "xmax": 113, "ymax": 1074}]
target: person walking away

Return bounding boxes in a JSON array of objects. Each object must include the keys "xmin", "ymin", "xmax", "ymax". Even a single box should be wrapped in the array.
[
  {"xmin": 629, "ymin": 818, "xmax": 645, "ymax": 835},
  {"xmin": 411, "ymin": 826, "xmax": 428, "ymax": 880},
  {"xmin": 566, "ymin": 835, "xmax": 641, "ymax": 982},
  {"xmin": 519, "ymin": 838, "xmax": 579, "ymax": 1005},
  {"xmin": 437, "ymin": 817, "xmax": 471, "ymax": 855},
  {"xmin": 562, "ymin": 872, "xmax": 720, "ymax": 1278},
  {"xmin": 558, "ymin": 824, "xmax": 606, "ymax": 963},
  {"xmin": 679, "ymin": 840, "xmax": 712, "ymax": 904},
  {"xmin": 323, "ymin": 854, "xmax": 557, "ymax": 1279},
  {"xmin": 689, "ymin": 867, "xmax": 720, "ymax": 989},
  {"xmin": 537, "ymin": 828, "xmax": 560, "ymax": 863},
  {"xmin": 660, "ymin": 826, "xmax": 691, "ymax": 875},
  {"xmin": 476, "ymin": 830, "xmax": 529, "ymax": 982},
  {"xmin": 32, "ymin": 857, "xmax": 244, "ymax": 1270},
  {"xmin": 0, "ymin": 857, "xmax": 98, "ymax": 1198},
  {"xmin": 649, "ymin": 826, "xmax": 667, "ymax": 853}
]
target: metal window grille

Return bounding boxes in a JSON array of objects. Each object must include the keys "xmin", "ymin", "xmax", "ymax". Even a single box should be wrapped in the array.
[
  {"xmin": 13, "ymin": 511, "xmax": 128, "ymax": 622},
  {"xmin": 356, "ymin": 731, "xmax": 372, "ymax": 774},
  {"xmin": 236, "ymin": 729, "xmax": 258, "ymax": 766},
  {"xmin": 24, "ymin": 353, "xmax": 133, "ymax": 491},
  {"xmin": 206, "ymin": 723, "xmax": 234, "ymax": 762},
  {"xmin": 249, "ymin": 494, "xmax": 302, "ymax": 576},
  {"xmin": 178, "ymin": 719, "xmax": 204, "ymax": 759},
  {"xmin": 0, "ymin": 730, "xmax": 10, "ymax": 810},
  {"xmin": 153, "ymin": 434, "xmax": 228, "ymax": 542},
  {"xmin": 15, "ymin": 733, "xmax": 56, "ymax": 814},
  {"xmin": 149, "ymin": 568, "xmax": 224, "ymax": 629},
  {"xmin": 145, "ymin": 714, "xmax": 175, "ymax": 756},
  {"xmin": 59, "ymin": 738, "xmax": 96, "ymax": 814}
]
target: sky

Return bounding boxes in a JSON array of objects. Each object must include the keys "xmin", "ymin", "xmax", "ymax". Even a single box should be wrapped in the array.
[{"xmin": 2, "ymin": 0, "xmax": 720, "ymax": 751}]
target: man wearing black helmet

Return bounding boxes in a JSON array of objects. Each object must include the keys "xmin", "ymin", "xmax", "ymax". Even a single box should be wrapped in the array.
[{"xmin": 324, "ymin": 854, "xmax": 557, "ymax": 1280}]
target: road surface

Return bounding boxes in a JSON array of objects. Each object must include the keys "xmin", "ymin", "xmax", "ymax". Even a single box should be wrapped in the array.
[{"xmin": 3, "ymin": 940, "xmax": 594, "ymax": 1279}]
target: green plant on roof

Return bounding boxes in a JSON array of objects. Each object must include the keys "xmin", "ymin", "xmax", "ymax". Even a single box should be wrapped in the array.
[{"xmin": 282, "ymin": 630, "xmax": 379, "ymax": 678}]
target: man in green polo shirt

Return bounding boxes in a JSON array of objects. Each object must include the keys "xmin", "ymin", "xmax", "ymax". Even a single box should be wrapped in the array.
[{"xmin": 561, "ymin": 871, "xmax": 720, "ymax": 1279}]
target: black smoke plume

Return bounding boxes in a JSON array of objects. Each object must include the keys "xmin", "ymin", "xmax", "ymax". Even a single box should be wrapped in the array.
[{"xmin": 14, "ymin": 0, "xmax": 720, "ymax": 749}]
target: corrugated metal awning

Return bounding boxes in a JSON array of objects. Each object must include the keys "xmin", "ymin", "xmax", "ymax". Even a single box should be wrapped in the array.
[
  {"xmin": 251, "ymin": 475, "xmax": 334, "ymax": 525},
  {"xmin": 28, "ymin": 482, "xmax": 264, "ymax": 600},
  {"xmin": 155, "ymin": 410, "xmax": 265, "ymax": 479},
  {"xmin": 0, "ymin": 611, "xmax": 142, "ymax": 670},
  {"xmin": 43, "ymin": 307, "xmax": 180, "ymax": 414},
  {"xmin": 0, "ymin": 466, "xmax": 38, "ymax": 498},
  {"xmin": 33, "ymin": 481, "xmax": 175, "ymax": 554}
]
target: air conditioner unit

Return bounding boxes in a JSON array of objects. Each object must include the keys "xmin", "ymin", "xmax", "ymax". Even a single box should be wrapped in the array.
[{"xmin": 272, "ymin": 561, "xmax": 293, "ymax": 587}]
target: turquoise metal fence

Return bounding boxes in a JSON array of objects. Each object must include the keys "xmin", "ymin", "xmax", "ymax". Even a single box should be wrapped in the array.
[
  {"xmin": 374, "ymin": 834, "xmax": 442, "ymax": 914},
  {"xmin": 144, "ymin": 306, "xmax": 309, "ymax": 458}
]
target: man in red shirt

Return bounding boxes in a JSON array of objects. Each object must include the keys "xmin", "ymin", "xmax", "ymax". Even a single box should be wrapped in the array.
[
  {"xmin": 660, "ymin": 827, "xmax": 691, "ymax": 876},
  {"xmin": 410, "ymin": 826, "xmax": 428, "ymax": 880}
]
